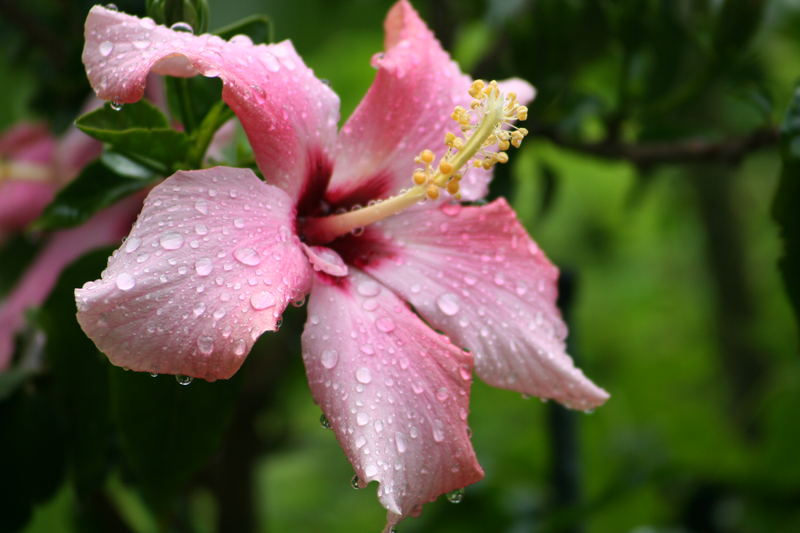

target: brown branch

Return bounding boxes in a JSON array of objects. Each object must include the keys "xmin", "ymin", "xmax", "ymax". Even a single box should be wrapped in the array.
[{"xmin": 536, "ymin": 126, "xmax": 780, "ymax": 167}]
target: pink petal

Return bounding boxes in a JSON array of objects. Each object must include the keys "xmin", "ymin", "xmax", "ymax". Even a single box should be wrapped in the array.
[
  {"xmin": 0, "ymin": 181, "xmax": 57, "ymax": 235},
  {"xmin": 83, "ymin": 6, "xmax": 339, "ymax": 206},
  {"xmin": 0, "ymin": 123, "xmax": 55, "ymax": 164},
  {"xmin": 302, "ymin": 269, "xmax": 483, "ymax": 528},
  {"xmin": 326, "ymin": 0, "xmax": 535, "ymax": 205},
  {"xmin": 0, "ymin": 196, "xmax": 140, "ymax": 370},
  {"xmin": 301, "ymin": 244, "xmax": 348, "ymax": 277},
  {"xmin": 75, "ymin": 167, "xmax": 312, "ymax": 381},
  {"xmin": 343, "ymin": 199, "xmax": 609, "ymax": 410}
]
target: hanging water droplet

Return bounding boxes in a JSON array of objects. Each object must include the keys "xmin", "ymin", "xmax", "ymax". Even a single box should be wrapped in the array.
[
  {"xmin": 149, "ymin": 372, "xmax": 158, "ymax": 378},
  {"xmin": 320, "ymin": 413, "xmax": 331, "ymax": 429},
  {"xmin": 104, "ymin": 3, "xmax": 118, "ymax": 11},
  {"xmin": 350, "ymin": 474, "xmax": 362, "ymax": 489},
  {"xmin": 170, "ymin": 21, "xmax": 194, "ymax": 33},
  {"xmin": 321, "ymin": 78, "xmax": 332, "ymax": 87},
  {"xmin": 291, "ymin": 295, "xmax": 306, "ymax": 307},
  {"xmin": 109, "ymin": 101, "xmax": 123, "ymax": 111},
  {"xmin": 175, "ymin": 375, "xmax": 193, "ymax": 386},
  {"xmin": 445, "ymin": 488, "xmax": 465, "ymax": 504}
]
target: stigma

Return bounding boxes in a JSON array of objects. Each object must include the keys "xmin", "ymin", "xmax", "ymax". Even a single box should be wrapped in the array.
[{"xmin": 303, "ymin": 80, "xmax": 529, "ymax": 244}]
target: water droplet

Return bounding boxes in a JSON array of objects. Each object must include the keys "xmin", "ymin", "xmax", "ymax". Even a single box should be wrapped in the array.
[
  {"xmin": 435, "ymin": 387, "xmax": 449, "ymax": 401},
  {"xmin": 170, "ymin": 21, "xmax": 193, "ymax": 33},
  {"xmin": 149, "ymin": 372, "xmax": 158, "ymax": 378},
  {"xmin": 375, "ymin": 316, "xmax": 395, "ymax": 333},
  {"xmin": 432, "ymin": 419, "xmax": 445, "ymax": 442},
  {"xmin": 115, "ymin": 273, "xmax": 136, "ymax": 291},
  {"xmin": 446, "ymin": 488, "xmax": 465, "ymax": 504},
  {"xmin": 356, "ymin": 412, "xmax": 370, "ymax": 426},
  {"xmin": 124, "ymin": 237, "xmax": 141, "ymax": 253},
  {"xmin": 104, "ymin": 3, "xmax": 118, "ymax": 11},
  {"xmin": 160, "ymin": 232, "xmax": 184, "ymax": 250},
  {"xmin": 197, "ymin": 336, "xmax": 214, "ymax": 355},
  {"xmin": 133, "ymin": 40, "xmax": 150, "ymax": 50},
  {"xmin": 321, "ymin": 349, "xmax": 339, "ymax": 369},
  {"xmin": 234, "ymin": 247, "xmax": 261, "ymax": 266},
  {"xmin": 109, "ymin": 101, "xmax": 123, "ymax": 111},
  {"xmin": 195, "ymin": 257, "xmax": 213, "ymax": 276},
  {"xmin": 395, "ymin": 432, "xmax": 407, "ymax": 453},
  {"xmin": 350, "ymin": 474, "xmax": 362, "ymax": 489},
  {"xmin": 194, "ymin": 223, "xmax": 209, "ymax": 235},
  {"xmin": 321, "ymin": 78, "xmax": 332, "ymax": 87},
  {"xmin": 193, "ymin": 302, "xmax": 206, "ymax": 317},
  {"xmin": 230, "ymin": 34, "xmax": 253, "ymax": 46},
  {"xmin": 355, "ymin": 367, "xmax": 372, "ymax": 384},
  {"xmin": 320, "ymin": 413, "xmax": 331, "ymax": 429},
  {"xmin": 364, "ymin": 464, "xmax": 378, "ymax": 478},
  {"xmin": 291, "ymin": 296, "xmax": 306, "ymax": 307},
  {"xmin": 357, "ymin": 279, "xmax": 380, "ymax": 297},
  {"xmin": 233, "ymin": 217, "xmax": 245, "ymax": 229},
  {"xmin": 99, "ymin": 41, "xmax": 113, "ymax": 56},
  {"xmin": 176, "ymin": 375, "xmax": 193, "ymax": 386},
  {"xmin": 442, "ymin": 203, "xmax": 461, "ymax": 216},
  {"xmin": 195, "ymin": 200, "xmax": 208, "ymax": 214},
  {"xmin": 436, "ymin": 293, "xmax": 460, "ymax": 316},
  {"xmin": 250, "ymin": 291, "xmax": 275, "ymax": 310}
]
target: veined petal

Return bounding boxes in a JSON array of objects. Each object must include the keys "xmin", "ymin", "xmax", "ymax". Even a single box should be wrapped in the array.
[
  {"xmin": 83, "ymin": 6, "xmax": 339, "ymax": 205},
  {"xmin": 326, "ymin": 0, "xmax": 535, "ymax": 206},
  {"xmin": 302, "ymin": 269, "xmax": 483, "ymax": 528},
  {"xmin": 0, "ymin": 197, "xmax": 140, "ymax": 370},
  {"xmin": 75, "ymin": 167, "xmax": 311, "ymax": 381},
  {"xmin": 344, "ymin": 200, "xmax": 609, "ymax": 409}
]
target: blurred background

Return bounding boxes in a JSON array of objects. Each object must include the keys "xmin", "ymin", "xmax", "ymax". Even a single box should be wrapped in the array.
[{"xmin": 1, "ymin": 0, "xmax": 799, "ymax": 532}]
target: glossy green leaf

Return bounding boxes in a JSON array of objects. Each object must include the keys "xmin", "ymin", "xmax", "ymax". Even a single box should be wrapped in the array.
[
  {"xmin": 774, "ymin": 85, "xmax": 800, "ymax": 321},
  {"xmin": 33, "ymin": 154, "xmax": 158, "ymax": 231},
  {"xmin": 76, "ymin": 101, "xmax": 190, "ymax": 168},
  {"xmin": 110, "ymin": 367, "xmax": 243, "ymax": 512}
]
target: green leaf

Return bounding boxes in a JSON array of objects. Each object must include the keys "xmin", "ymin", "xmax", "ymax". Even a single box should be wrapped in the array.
[
  {"xmin": 0, "ymin": 367, "xmax": 36, "ymax": 402},
  {"xmin": 38, "ymin": 248, "xmax": 117, "ymax": 495},
  {"xmin": 165, "ymin": 76, "xmax": 223, "ymax": 135},
  {"xmin": 33, "ymin": 154, "xmax": 158, "ymax": 231},
  {"xmin": 215, "ymin": 14, "xmax": 273, "ymax": 44},
  {"xmin": 0, "ymin": 235, "xmax": 39, "ymax": 299},
  {"xmin": 774, "ymin": 84, "xmax": 800, "ymax": 322},
  {"xmin": 76, "ymin": 101, "xmax": 190, "ymax": 169},
  {"xmin": 110, "ymin": 368, "xmax": 242, "ymax": 512}
]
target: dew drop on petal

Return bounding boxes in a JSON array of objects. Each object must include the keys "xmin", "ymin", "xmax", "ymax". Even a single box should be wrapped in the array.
[
  {"xmin": 356, "ymin": 412, "xmax": 369, "ymax": 426},
  {"xmin": 364, "ymin": 464, "xmax": 378, "ymax": 478},
  {"xmin": 436, "ymin": 293, "xmax": 460, "ymax": 316},
  {"xmin": 356, "ymin": 279, "xmax": 380, "ymax": 297},
  {"xmin": 446, "ymin": 488, "xmax": 465, "ymax": 504},
  {"xmin": 195, "ymin": 200, "xmax": 208, "ymax": 214},
  {"xmin": 234, "ymin": 247, "xmax": 261, "ymax": 266},
  {"xmin": 195, "ymin": 257, "xmax": 213, "ymax": 276},
  {"xmin": 375, "ymin": 316, "xmax": 395, "ymax": 333},
  {"xmin": 321, "ymin": 349, "xmax": 339, "ymax": 369},
  {"xmin": 115, "ymin": 273, "xmax": 136, "ymax": 291},
  {"xmin": 175, "ymin": 375, "xmax": 193, "ymax": 386},
  {"xmin": 170, "ymin": 21, "xmax": 193, "ymax": 33},
  {"xmin": 395, "ymin": 432, "xmax": 407, "ymax": 453},
  {"xmin": 432, "ymin": 419, "xmax": 445, "ymax": 442},
  {"xmin": 250, "ymin": 291, "xmax": 275, "ymax": 310},
  {"xmin": 197, "ymin": 336, "xmax": 214, "ymax": 355},
  {"xmin": 124, "ymin": 237, "xmax": 141, "ymax": 253},
  {"xmin": 355, "ymin": 367, "xmax": 372, "ymax": 384},
  {"xmin": 99, "ymin": 41, "xmax": 113, "ymax": 56},
  {"xmin": 320, "ymin": 413, "xmax": 331, "ymax": 429},
  {"xmin": 160, "ymin": 232, "xmax": 184, "ymax": 250}
]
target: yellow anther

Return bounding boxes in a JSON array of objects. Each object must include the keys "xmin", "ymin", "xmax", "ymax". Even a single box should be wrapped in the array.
[
  {"xmin": 496, "ymin": 152, "xmax": 509, "ymax": 164},
  {"xmin": 516, "ymin": 106, "xmax": 528, "ymax": 121},
  {"xmin": 469, "ymin": 80, "xmax": 485, "ymax": 98},
  {"xmin": 453, "ymin": 137, "xmax": 464, "ymax": 150},
  {"xmin": 420, "ymin": 149, "xmax": 435, "ymax": 164},
  {"xmin": 499, "ymin": 140, "xmax": 510, "ymax": 151},
  {"xmin": 426, "ymin": 184, "xmax": 440, "ymax": 200},
  {"xmin": 473, "ymin": 160, "xmax": 482, "ymax": 168},
  {"xmin": 439, "ymin": 160, "xmax": 454, "ymax": 176},
  {"xmin": 445, "ymin": 132, "xmax": 456, "ymax": 145},
  {"xmin": 413, "ymin": 171, "xmax": 427, "ymax": 185},
  {"xmin": 481, "ymin": 158, "xmax": 493, "ymax": 170},
  {"xmin": 446, "ymin": 179, "xmax": 460, "ymax": 195}
]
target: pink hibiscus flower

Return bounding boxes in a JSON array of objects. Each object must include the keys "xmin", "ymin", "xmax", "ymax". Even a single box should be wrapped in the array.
[{"xmin": 75, "ymin": 1, "xmax": 609, "ymax": 529}]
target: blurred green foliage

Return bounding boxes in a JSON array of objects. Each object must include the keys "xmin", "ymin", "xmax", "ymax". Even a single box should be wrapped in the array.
[{"xmin": 1, "ymin": 0, "xmax": 799, "ymax": 532}]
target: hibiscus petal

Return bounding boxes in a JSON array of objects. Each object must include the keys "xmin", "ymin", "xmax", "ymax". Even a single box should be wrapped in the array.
[
  {"xmin": 83, "ymin": 6, "xmax": 339, "ymax": 205},
  {"xmin": 302, "ymin": 269, "xmax": 483, "ymax": 528},
  {"xmin": 347, "ymin": 199, "xmax": 609, "ymax": 409},
  {"xmin": 326, "ymin": 0, "xmax": 534, "ymax": 206},
  {"xmin": 0, "ymin": 197, "xmax": 140, "ymax": 370},
  {"xmin": 0, "ymin": 181, "xmax": 56, "ymax": 236},
  {"xmin": 75, "ymin": 167, "xmax": 311, "ymax": 381}
]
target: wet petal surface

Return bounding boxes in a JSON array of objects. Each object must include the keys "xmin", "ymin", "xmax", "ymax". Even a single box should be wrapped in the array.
[
  {"xmin": 75, "ymin": 167, "xmax": 311, "ymax": 380},
  {"xmin": 302, "ymin": 269, "xmax": 483, "ymax": 528}
]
